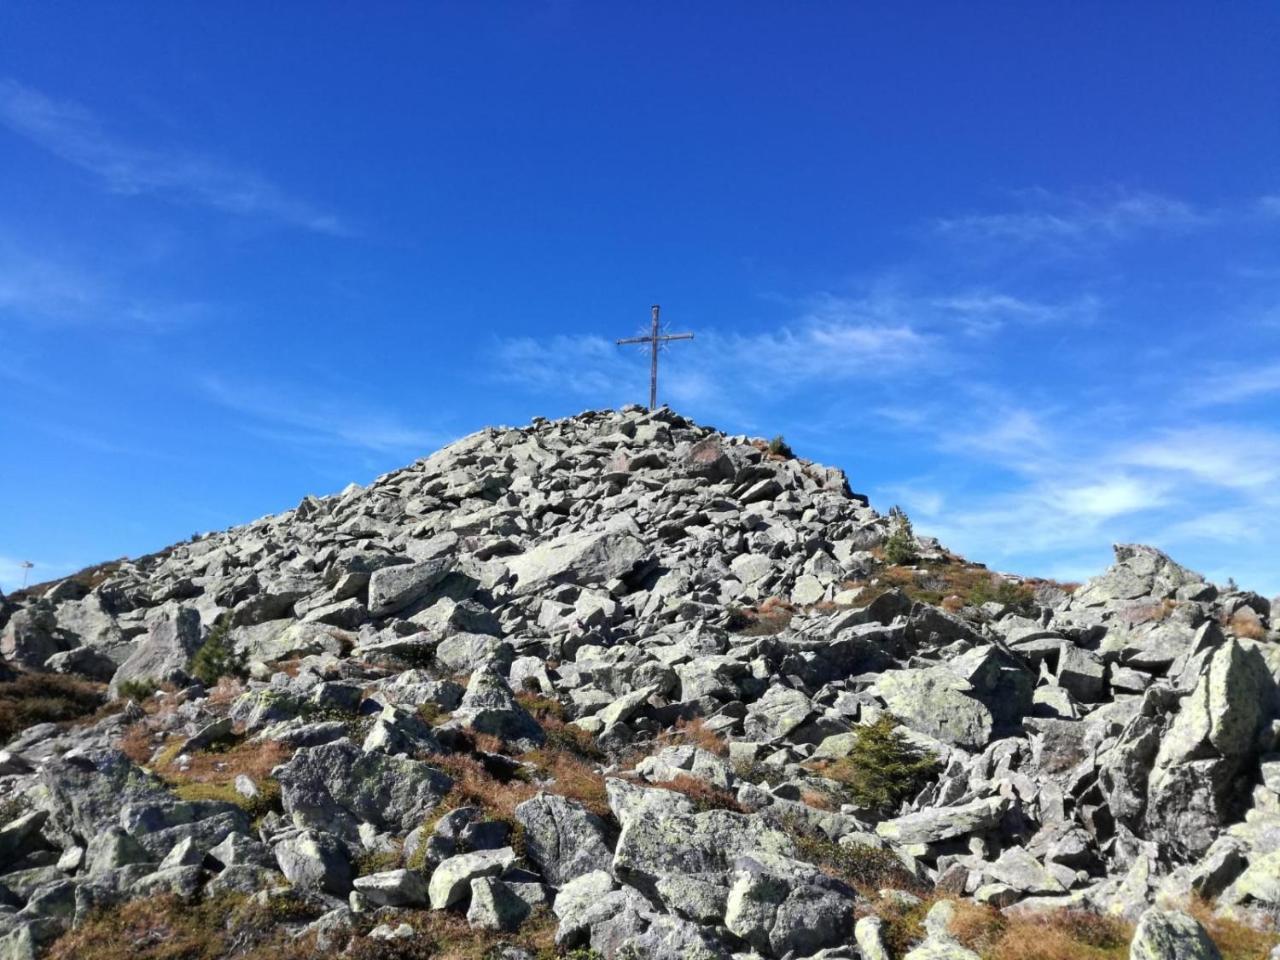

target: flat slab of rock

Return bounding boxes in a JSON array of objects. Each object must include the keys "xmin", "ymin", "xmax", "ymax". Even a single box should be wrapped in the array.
[
  {"xmin": 876, "ymin": 796, "xmax": 1008, "ymax": 845},
  {"xmin": 428, "ymin": 846, "xmax": 516, "ymax": 909}
]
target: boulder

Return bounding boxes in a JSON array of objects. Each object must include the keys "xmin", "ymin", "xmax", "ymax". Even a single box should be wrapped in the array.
[
  {"xmin": 353, "ymin": 869, "xmax": 429, "ymax": 907},
  {"xmin": 273, "ymin": 830, "xmax": 352, "ymax": 895},
  {"xmin": 514, "ymin": 793, "xmax": 613, "ymax": 887},
  {"xmin": 367, "ymin": 559, "xmax": 452, "ymax": 617},
  {"xmin": 1129, "ymin": 908, "xmax": 1221, "ymax": 960},
  {"xmin": 428, "ymin": 847, "xmax": 516, "ymax": 909},
  {"xmin": 450, "ymin": 664, "xmax": 544, "ymax": 748},
  {"xmin": 723, "ymin": 851, "xmax": 857, "ymax": 956},
  {"xmin": 466, "ymin": 876, "xmax": 530, "ymax": 931},
  {"xmin": 505, "ymin": 526, "xmax": 645, "ymax": 595},
  {"xmin": 108, "ymin": 607, "xmax": 203, "ymax": 696},
  {"xmin": 273, "ymin": 739, "xmax": 453, "ymax": 840},
  {"xmin": 875, "ymin": 667, "xmax": 993, "ymax": 750}
]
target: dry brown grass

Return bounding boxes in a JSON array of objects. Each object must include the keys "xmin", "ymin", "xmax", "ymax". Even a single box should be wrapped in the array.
[
  {"xmin": 45, "ymin": 891, "xmax": 319, "ymax": 960},
  {"xmin": 46, "ymin": 891, "xmax": 561, "ymax": 960},
  {"xmin": 729, "ymin": 596, "xmax": 798, "ymax": 635},
  {"xmin": 1186, "ymin": 898, "xmax": 1280, "ymax": 960},
  {"xmin": 947, "ymin": 903, "xmax": 1130, "ymax": 960},
  {"xmin": 644, "ymin": 773, "xmax": 742, "ymax": 813},
  {"xmin": 1225, "ymin": 609, "xmax": 1269, "ymax": 641},
  {"xmin": 207, "ymin": 675, "xmax": 246, "ymax": 706},
  {"xmin": 1123, "ymin": 598, "xmax": 1180, "ymax": 625},
  {"xmin": 655, "ymin": 716, "xmax": 730, "ymax": 757},
  {"xmin": 345, "ymin": 908, "xmax": 559, "ymax": 960},
  {"xmin": 118, "ymin": 727, "xmax": 291, "ymax": 821},
  {"xmin": 846, "ymin": 561, "xmax": 1040, "ymax": 612},
  {"xmin": 0, "ymin": 671, "xmax": 109, "ymax": 743}
]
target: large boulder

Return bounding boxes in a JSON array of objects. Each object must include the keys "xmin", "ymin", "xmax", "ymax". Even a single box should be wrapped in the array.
[
  {"xmin": 1146, "ymin": 640, "xmax": 1277, "ymax": 859},
  {"xmin": 108, "ymin": 607, "xmax": 204, "ymax": 696},
  {"xmin": 1, "ymin": 607, "xmax": 72, "ymax": 670},
  {"xmin": 612, "ymin": 806, "xmax": 796, "ymax": 922},
  {"xmin": 1129, "ymin": 908, "xmax": 1221, "ymax": 960},
  {"xmin": 428, "ymin": 847, "xmax": 516, "ymax": 909},
  {"xmin": 273, "ymin": 830, "xmax": 352, "ymax": 895},
  {"xmin": 874, "ymin": 667, "xmax": 993, "ymax": 749},
  {"xmin": 367, "ymin": 559, "xmax": 452, "ymax": 617},
  {"xmin": 505, "ymin": 524, "xmax": 646, "ymax": 595},
  {"xmin": 514, "ymin": 793, "xmax": 614, "ymax": 887},
  {"xmin": 449, "ymin": 664, "xmax": 544, "ymax": 748},
  {"xmin": 274, "ymin": 739, "xmax": 453, "ymax": 840},
  {"xmin": 1072, "ymin": 544, "xmax": 1205, "ymax": 608},
  {"xmin": 723, "ymin": 851, "xmax": 857, "ymax": 956}
]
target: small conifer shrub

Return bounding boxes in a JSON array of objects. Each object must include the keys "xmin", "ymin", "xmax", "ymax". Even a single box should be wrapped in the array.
[
  {"xmin": 819, "ymin": 714, "xmax": 939, "ymax": 815},
  {"xmin": 882, "ymin": 506, "xmax": 918, "ymax": 566},
  {"xmin": 190, "ymin": 619, "xmax": 244, "ymax": 687}
]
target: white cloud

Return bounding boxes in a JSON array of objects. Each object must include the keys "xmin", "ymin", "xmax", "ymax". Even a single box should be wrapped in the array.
[
  {"xmin": 1117, "ymin": 427, "xmax": 1280, "ymax": 492},
  {"xmin": 0, "ymin": 243, "xmax": 208, "ymax": 329},
  {"xmin": 933, "ymin": 187, "xmax": 1209, "ymax": 247},
  {"xmin": 1189, "ymin": 360, "xmax": 1280, "ymax": 406},
  {"xmin": 0, "ymin": 79, "xmax": 348, "ymax": 235},
  {"xmin": 201, "ymin": 375, "xmax": 446, "ymax": 455}
]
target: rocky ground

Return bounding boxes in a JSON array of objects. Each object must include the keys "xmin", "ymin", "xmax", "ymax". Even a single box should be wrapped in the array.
[{"xmin": 1, "ymin": 406, "xmax": 1278, "ymax": 960}]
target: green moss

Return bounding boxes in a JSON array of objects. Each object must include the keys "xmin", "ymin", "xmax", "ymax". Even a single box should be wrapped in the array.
[{"xmin": 171, "ymin": 778, "xmax": 282, "ymax": 823}]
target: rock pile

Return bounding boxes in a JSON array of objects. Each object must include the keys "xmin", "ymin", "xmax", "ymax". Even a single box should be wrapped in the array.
[{"xmin": 0, "ymin": 405, "xmax": 1277, "ymax": 959}]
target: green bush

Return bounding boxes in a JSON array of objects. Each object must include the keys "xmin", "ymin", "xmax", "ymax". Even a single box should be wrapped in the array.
[
  {"xmin": 116, "ymin": 678, "xmax": 159, "ymax": 703},
  {"xmin": 768, "ymin": 435, "xmax": 794, "ymax": 458},
  {"xmin": 818, "ymin": 714, "xmax": 939, "ymax": 815},
  {"xmin": 882, "ymin": 506, "xmax": 918, "ymax": 566},
  {"xmin": 190, "ymin": 620, "xmax": 244, "ymax": 687}
]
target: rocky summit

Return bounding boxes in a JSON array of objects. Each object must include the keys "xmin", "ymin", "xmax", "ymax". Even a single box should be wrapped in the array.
[{"xmin": 1, "ymin": 405, "xmax": 1278, "ymax": 960}]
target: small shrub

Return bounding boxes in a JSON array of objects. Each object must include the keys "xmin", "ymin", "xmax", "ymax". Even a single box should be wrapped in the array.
[
  {"xmin": 967, "ymin": 575, "xmax": 1037, "ymax": 612},
  {"xmin": 190, "ymin": 619, "xmax": 245, "ymax": 687},
  {"xmin": 353, "ymin": 847, "xmax": 403, "ymax": 876},
  {"xmin": 811, "ymin": 714, "xmax": 939, "ymax": 816},
  {"xmin": 768, "ymin": 435, "xmax": 794, "ymax": 459},
  {"xmin": 116, "ymin": 678, "xmax": 159, "ymax": 703},
  {"xmin": 729, "ymin": 596, "xmax": 796, "ymax": 636},
  {"xmin": 882, "ymin": 506, "xmax": 917, "ymax": 566},
  {"xmin": 793, "ymin": 829, "xmax": 922, "ymax": 894},
  {"xmin": 516, "ymin": 691, "xmax": 567, "ymax": 724}
]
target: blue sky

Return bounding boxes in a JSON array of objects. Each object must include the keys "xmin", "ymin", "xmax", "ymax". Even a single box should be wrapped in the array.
[{"xmin": 2, "ymin": 3, "xmax": 1279, "ymax": 596}]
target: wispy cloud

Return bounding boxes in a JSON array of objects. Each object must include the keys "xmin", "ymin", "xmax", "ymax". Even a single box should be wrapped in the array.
[
  {"xmin": 0, "ymin": 241, "xmax": 208, "ymax": 329},
  {"xmin": 933, "ymin": 187, "xmax": 1209, "ymax": 248},
  {"xmin": 0, "ymin": 79, "xmax": 348, "ymax": 235},
  {"xmin": 1189, "ymin": 360, "xmax": 1280, "ymax": 407},
  {"xmin": 201, "ymin": 375, "xmax": 446, "ymax": 455}
]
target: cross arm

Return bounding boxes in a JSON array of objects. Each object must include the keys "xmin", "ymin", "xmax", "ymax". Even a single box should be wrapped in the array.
[
  {"xmin": 616, "ymin": 336, "xmax": 652, "ymax": 345},
  {"xmin": 657, "ymin": 333, "xmax": 694, "ymax": 342}
]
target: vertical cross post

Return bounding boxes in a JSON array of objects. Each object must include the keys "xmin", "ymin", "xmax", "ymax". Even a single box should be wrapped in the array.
[
  {"xmin": 648, "ymin": 304, "xmax": 660, "ymax": 411},
  {"xmin": 617, "ymin": 304, "xmax": 694, "ymax": 411}
]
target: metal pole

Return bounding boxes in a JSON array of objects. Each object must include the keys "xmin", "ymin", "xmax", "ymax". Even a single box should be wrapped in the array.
[{"xmin": 649, "ymin": 304, "xmax": 660, "ymax": 410}]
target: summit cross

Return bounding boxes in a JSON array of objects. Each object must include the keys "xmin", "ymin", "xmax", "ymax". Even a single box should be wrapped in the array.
[{"xmin": 616, "ymin": 304, "xmax": 694, "ymax": 411}]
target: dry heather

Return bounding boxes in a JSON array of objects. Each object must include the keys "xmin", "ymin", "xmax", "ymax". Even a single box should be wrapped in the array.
[{"xmin": 0, "ymin": 671, "xmax": 109, "ymax": 741}]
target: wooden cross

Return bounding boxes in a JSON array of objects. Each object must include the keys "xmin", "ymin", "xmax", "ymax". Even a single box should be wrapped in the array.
[{"xmin": 616, "ymin": 305, "xmax": 693, "ymax": 410}]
